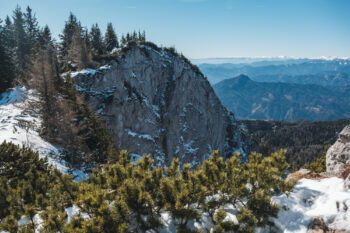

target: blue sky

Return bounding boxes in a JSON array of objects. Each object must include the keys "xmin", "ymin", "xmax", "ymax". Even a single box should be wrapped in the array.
[{"xmin": 0, "ymin": 0, "xmax": 349, "ymax": 58}]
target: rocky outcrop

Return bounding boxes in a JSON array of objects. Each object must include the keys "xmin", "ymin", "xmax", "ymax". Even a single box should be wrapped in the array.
[
  {"xmin": 307, "ymin": 218, "xmax": 347, "ymax": 233},
  {"xmin": 326, "ymin": 125, "xmax": 350, "ymax": 188},
  {"xmin": 74, "ymin": 42, "xmax": 257, "ymax": 166},
  {"xmin": 286, "ymin": 169, "xmax": 330, "ymax": 182}
]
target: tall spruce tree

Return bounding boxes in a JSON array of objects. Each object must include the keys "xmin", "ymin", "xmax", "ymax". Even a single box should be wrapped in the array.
[
  {"xmin": 132, "ymin": 30, "xmax": 137, "ymax": 40},
  {"xmin": 0, "ymin": 20, "xmax": 15, "ymax": 93},
  {"xmin": 60, "ymin": 12, "xmax": 80, "ymax": 58},
  {"xmin": 105, "ymin": 22, "xmax": 118, "ymax": 52},
  {"xmin": 89, "ymin": 23, "xmax": 105, "ymax": 55},
  {"xmin": 126, "ymin": 32, "xmax": 131, "ymax": 42},
  {"xmin": 121, "ymin": 34, "xmax": 126, "ymax": 45},
  {"xmin": 24, "ymin": 6, "xmax": 40, "ymax": 52},
  {"xmin": 31, "ymin": 40, "xmax": 60, "ymax": 140},
  {"xmin": 3, "ymin": 16, "xmax": 15, "ymax": 50},
  {"xmin": 12, "ymin": 5, "xmax": 31, "ymax": 78},
  {"xmin": 38, "ymin": 25, "xmax": 52, "ymax": 49},
  {"xmin": 67, "ymin": 26, "xmax": 91, "ymax": 69},
  {"xmin": 138, "ymin": 30, "xmax": 146, "ymax": 41}
]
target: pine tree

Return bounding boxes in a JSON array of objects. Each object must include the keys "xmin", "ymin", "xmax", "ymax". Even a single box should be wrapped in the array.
[
  {"xmin": 38, "ymin": 25, "xmax": 53, "ymax": 49},
  {"xmin": 0, "ymin": 22, "xmax": 15, "ymax": 93},
  {"xmin": 30, "ymin": 41, "xmax": 60, "ymax": 140},
  {"xmin": 160, "ymin": 159, "xmax": 200, "ymax": 232},
  {"xmin": 1, "ymin": 16, "xmax": 15, "ymax": 52},
  {"xmin": 3, "ymin": 16, "xmax": 15, "ymax": 50},
  {"xmin": 132, "ymin": 30, "xmax": 137, "ymax": 40},
  {"xmin": 244, "ymin": 150, "xmax": 288, "ymax": 227},
  {"xmin": 138, "ymin": 30, "xmax": 146, "ymax": 41},
  {"xmin": 105, "ymin": 22, "xmax": 118, "ymax": 51},
  {"xmin": 67, "ymin": 26, "xmax": 91, "ymax": 69},
  {"xmin": 60, "ymin": 12, "xmax": 80, "ymax": 58},
  {"xmin": 138, "ymin": 30, "xmax": 142, "ymax": 41},
  {"xmin": 41, "ymin": 208, "xmax": 67, "ymax": 232},
  {"xmin": 142, "ymin": 30, "xmax": 146, "ymax": 41},
  {"xmin": 12, "ymin": 5, "xmax": 31, "ymax": 78},
  {"xmin": 126, "ymin": 32, "xmax": 131, "ymax": 42},
  {"xmin": 305, "ymin": 146, "xmax": 329, "ymax": 173},
  {"xmin": 199, "ymin": 151, "xmax": 226, "ymax": 222},
  {"xmin": 121, "ymin": 34, "xmax": 126, "ymax": 45},
  {"xmin": 24, "ymin": 6, "xmax": 40, "ymax": 52},
  {"xmin": 213, "ymin": 209, "xmax": 236, "ymax": 233},
  {"xmin": 89, "ymin": 23, "xmax": 105, "ymax": 55}
]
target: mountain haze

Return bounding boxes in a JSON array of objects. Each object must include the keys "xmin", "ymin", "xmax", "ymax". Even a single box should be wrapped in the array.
[
  {"xmin": 213, "ymin": 75, "xmax": 350, "ymax": 121},
  {"xmin": 198, "ymin": 59, "xmax": 350, "ymax": 84}
]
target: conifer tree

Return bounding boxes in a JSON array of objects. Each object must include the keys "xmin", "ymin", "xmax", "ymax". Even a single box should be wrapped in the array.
[
  {"xmin": 105, "ymin": 22, "xmax": 118, "ymax": 51},
  {"xmin": 132, "ymin": 30, "xmax": 137, "ymax": 40},
  {"xmin": 12, "ymin": 5, "xmax": 31, "ymax": 78},
  {"xmin": 3, "ymin": 16, "xmax": 15, "ymax": 50},
  {"xmin": 30, "ymin": 40, "xmax": 60, "ymax": 140},
  {"xmin": 0, "ymin": 21, "xmax": 15, "ymax": 93},
  {"xmin": 160, "ymin": 159, "xmax": 200, "ymax": 232},
  {"xmin": 138, "ymin": 30, "xmax": 146, "ymax": 41},
  {"xmin": 60, "ymin": 12, "xmax": 80, "ymax": 58},
  {"xmin": 89, "ymin": 23, "xmax": 105, "ymax": 55},
  {"xmin": 199, "ymin": 151, "xmax": 227, "ymax": 221},
  {"xmin": 142, "ymin": 30, "xmax": 146, "ymax": 41},
  {"xmin": 24, "ymin": 6, "xmax": 40, "ymax": 52},
  {"xmin": 121, "ymin": 34, "xmax": 126, "ymax": 45},
  {"xmin": 67, "ymin": 25, "xmax": 92, "ymax": 69},
  {"xmin": 126, "ymin": 32, "xmax": 131, "ymax": 42},
  {"xmin": 38, "ymin": 25, "xmax": 53, "ymax": 49},
  {"xmin": 138, "ymin": 30, "xmax": 142, "ymax": 41}
]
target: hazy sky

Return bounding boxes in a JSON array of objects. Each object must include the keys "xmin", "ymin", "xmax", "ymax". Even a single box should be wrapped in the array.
[{"xmin": 0, "ymin": 0, "xmax": 349, "ymax": 58}]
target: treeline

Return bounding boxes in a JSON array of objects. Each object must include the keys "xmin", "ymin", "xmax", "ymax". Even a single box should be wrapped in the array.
[
  {"xmin": 240, "ymin": 118, "xmax": 350, "ymax": 170},
  {"xmin": 0, "ymin": 6, "xmax": 149, "ymax": 169},
  {"xmin": 0, "ymin": 142, "xmax": 293, "ymax": 233},
  {"xmin": 0, "ymin": 5, "xmax": 146, "ymax": 93}
]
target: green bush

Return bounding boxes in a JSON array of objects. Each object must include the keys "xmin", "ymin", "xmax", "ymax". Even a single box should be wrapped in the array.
[
  {"xmin": 0, "ymin": 142, "xmax": 293, "ymax": 232},
  {"xmin": 304, "ymin": 145, "xmax": 330, "ymax": 173}
]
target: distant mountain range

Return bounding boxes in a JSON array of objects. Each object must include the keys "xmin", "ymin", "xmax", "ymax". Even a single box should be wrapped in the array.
[
  {"xmin": 192, "ymin": 56, "xmax": 349, "ymax": 65},
  {"xmin": 197, "ymin": 58, "xmax": 350, "ymax": 84},
  {"xmin": 213, "ymin": 75, "xmax": 350, "ymax": 121}
]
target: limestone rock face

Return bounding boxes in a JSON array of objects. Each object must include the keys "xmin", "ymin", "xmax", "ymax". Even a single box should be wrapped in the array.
[
  {"xmin": 74, "ymin": 42, "xmax": 257, "ymax": 166},
  {"xmin": 326, "ymin": 125, "xmax": 350, "ymax": 175}
]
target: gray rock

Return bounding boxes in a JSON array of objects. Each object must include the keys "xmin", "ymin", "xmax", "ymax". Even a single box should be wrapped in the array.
[
  {"xmin": 326, "ymin": 125, "xmax": 350, "ymax": 176},
  {"xmin": 74, "ymin": 42, "xmax": 257, "ymax": 166},
  {"xmin": 345, "ymin": 174, "xmax": 350, "ymax": 189}
]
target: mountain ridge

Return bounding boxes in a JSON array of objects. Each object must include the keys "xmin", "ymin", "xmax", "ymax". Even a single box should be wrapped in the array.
[
  {"xmin": 73, "ymin": 42, "xmax": 257, "ymax": 166},
  {"xmin": 214, "ymin": 75, "xmax": 350, "ymax": 121}
]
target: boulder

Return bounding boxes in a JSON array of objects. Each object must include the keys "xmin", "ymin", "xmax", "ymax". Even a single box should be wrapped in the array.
[
  {"xmin": 326, "ymin": 125, "xmax": 350, "ymax": 175},
  {"xmin": 307, "ymin": 218, "xmax": 347, "ymax": 233},
  {"xmin": 307, "ymin": 218, "xmax": 328, "ymax": 233}
]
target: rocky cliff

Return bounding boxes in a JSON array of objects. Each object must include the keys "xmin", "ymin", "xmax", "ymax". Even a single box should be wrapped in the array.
[
  {"xmin": 73, "ymin": 42, "xmax": 256, "ymax": 166},
  {"xmin": 326, "ymin": 124, "xmax": 350, "ymax": 188}
]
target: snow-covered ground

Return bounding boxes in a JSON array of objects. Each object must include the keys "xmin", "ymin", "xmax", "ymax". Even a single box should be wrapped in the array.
[
  {"xmin": 269, "ymin": 177, "xmax": 350, "ymax": 232},
  {"xmin": 159, "ymin": 177, "xmax": 350, "ymax": 233},
  {"xmin": 1, "ymin": 87, "xmax": 350, "ymax": 232},
  {"xmin": 0, "ymin": 86, "xmax": 87, "ymax": 181}
]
